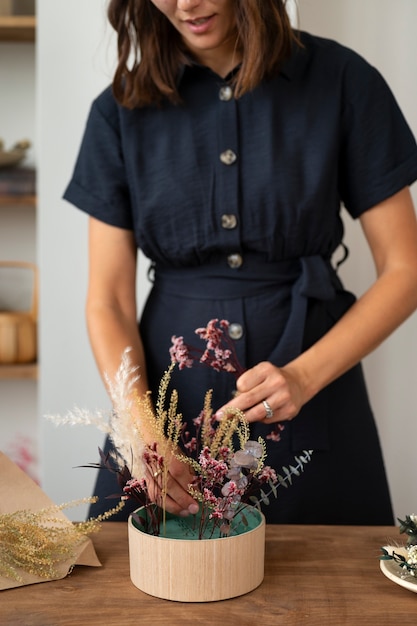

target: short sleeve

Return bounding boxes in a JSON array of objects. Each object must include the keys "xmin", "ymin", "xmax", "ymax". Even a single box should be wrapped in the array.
[
  {"xmin": 338, "ymin": 54, "xmax": 417, "ymax": 218},
  {"xmin": 63, "ymin": 87, "xmax": 133, "ymax": 230}
]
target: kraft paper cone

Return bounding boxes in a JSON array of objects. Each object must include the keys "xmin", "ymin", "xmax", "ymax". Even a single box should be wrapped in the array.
[{"xmin": 0, "ymin": 452, "xmax": 101, "ymax": 590}]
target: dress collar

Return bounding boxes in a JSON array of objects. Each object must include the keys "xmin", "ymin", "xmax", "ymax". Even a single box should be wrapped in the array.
[{"xmin": 176, "ymin": 34, "xmax": 305, "ymax": 86}]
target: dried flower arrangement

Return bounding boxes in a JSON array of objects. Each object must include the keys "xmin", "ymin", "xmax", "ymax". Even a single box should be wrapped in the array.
[
  {"xmin": 49, "ymin": 319, "xmax": 313, "ymax": 539},
  {"xmin": 0, "ymin": 498, "xmax": 122, "ymax": 583},
  {"xmin": 381, "ymin": 515, "xmax": 417, "ymax": 577}
]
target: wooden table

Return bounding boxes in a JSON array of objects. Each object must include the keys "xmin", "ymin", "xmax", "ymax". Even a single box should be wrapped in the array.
[{"xmin": 1, "ymin": 524, "xmax": 415, "ymax": 625}]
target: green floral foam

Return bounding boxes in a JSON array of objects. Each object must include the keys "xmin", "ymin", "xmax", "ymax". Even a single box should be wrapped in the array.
[{"xmin": 132, "ymin": 505, "xmax": 263, "ymax": 540}]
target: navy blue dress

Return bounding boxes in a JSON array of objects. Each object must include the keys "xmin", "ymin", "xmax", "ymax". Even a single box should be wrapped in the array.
[{"xmin": 64, "ymin": 32, "xmax": 417, "ymax": 524}]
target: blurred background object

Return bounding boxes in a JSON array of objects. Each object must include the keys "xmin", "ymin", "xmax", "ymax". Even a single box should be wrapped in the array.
[
  {"xmin": 0, "ymin": 261, "xmax": 38, "ymax": 365},
  {"xmin": 0, "ymin": 138, "xmax": 30, "ymax": 168},
  {"xmin": 0, "ymin": 0, "xmax": 35, "ymax": 15}
]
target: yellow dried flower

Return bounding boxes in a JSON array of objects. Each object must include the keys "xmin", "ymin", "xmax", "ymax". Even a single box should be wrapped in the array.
[{"xmin": 0, "ymin": 497, "xmax": 124, "ymax": 582}]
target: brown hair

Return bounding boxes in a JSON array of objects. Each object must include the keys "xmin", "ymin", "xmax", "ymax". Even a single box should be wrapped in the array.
[{"xmin": 107, "ymin": 0, "xmax": 300, "ymax": 108}]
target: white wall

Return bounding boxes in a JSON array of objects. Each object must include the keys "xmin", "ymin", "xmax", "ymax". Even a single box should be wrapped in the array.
[
  {"xmin": 37, "ymin": 0, "xmax": 417, "ymax": 521},
  {"xmin": 298, "ymin": 0, "xmax": 417, "ymax": 519},
  {"xmin": 37, "ymin": 0, "xmax": 117, "ymax": 519},
  {"xmin": 37, "ymin": 0, "xmax": 151, "ymax": 519}
]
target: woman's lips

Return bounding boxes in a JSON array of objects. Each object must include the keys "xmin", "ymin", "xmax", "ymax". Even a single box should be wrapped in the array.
[{"xmin": 184, "ymin": 14, "xmax": 216, "ymax": 34}]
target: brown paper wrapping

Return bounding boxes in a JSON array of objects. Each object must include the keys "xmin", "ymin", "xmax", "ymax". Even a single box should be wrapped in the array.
[{"xmin": 0, "ymin": 452, "xmax": 101, "ymax": 590}]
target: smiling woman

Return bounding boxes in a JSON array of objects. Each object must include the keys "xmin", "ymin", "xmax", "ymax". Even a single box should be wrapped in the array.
[
  {"xmin": 148, "ymin": 0, "xmax": 241, "ymax": 76},
  {"xmin": 62, "ymin": 0, "xmax": 417, "ymax": 526}
]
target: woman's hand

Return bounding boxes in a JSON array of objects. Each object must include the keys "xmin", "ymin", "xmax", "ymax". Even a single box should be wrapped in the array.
[
  {"xmin": 145, "ymin": 449, "xmax": 199, "ymax": 517},
  {"xmin": 215, "ymin": 361, "xmax": 307, "ymax": 424}
]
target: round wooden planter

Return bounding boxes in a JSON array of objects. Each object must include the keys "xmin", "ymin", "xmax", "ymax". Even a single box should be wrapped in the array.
[{"xmin": 128, "ymin": 506, "xmax": 265, "ymax": 602}]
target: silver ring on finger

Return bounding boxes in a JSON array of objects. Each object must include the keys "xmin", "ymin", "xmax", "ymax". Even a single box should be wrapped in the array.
[{"xmin": 262, "ymin": 399, "xmax": 274, "ymax": 420}]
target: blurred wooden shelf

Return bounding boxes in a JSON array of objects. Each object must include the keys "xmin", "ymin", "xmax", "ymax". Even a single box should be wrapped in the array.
[
  {"xmin": 0, "ymin": 15, "xmax": 35, "ymax": 42},
  {"xmin": 0, "ymin": 165, "xmax": 36, "ymax": 203},
  {"xmin": 0, "ymin": 194, "xmax": 36, "ymax": 206},
  {"xmin": 0, "ymin": 362, "xmax": 38, "ymax": 379},
  {"xmin": 0, "ymin": 19, "xmax": 37, "ymax": 382}
]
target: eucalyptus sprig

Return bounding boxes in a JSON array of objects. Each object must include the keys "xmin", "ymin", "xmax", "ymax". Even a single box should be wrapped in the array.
[
  {"xmin": 250, "ymin": 450, "xmax": 313, "ymax": 509},
  {"xmin": 381, "ymin": 545, "xmax": 417, "ymax": 578},
  {"xmin": 397, "ymin": 514, "xmax": 417, "ymax": 547}
]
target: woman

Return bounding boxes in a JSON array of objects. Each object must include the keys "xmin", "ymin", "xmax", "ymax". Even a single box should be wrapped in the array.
[{"xmin": 64, "ymin": 0, "xmax": 417, "ymax": 524}]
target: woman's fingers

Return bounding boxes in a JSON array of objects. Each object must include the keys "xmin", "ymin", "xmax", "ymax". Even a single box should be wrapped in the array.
[
  {"xmin": 215, "ymin": 361, "xmax": 304, "ymax": 423},
  {"xmin": 146, "ymin": 456, "xmax": 199, "ymax": 516}
]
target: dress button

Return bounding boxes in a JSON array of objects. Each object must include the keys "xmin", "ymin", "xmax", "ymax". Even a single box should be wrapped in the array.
[
  {"xmin": 221, "ymin": 214, "xmax": 237, "ymax": 229},
  {"xmin": 219, "ymin": 86, "xmax": 233, "ymax": 101},
  {"xmin": 227, "ymin": 253, "xmax": 243, "ymax": 269},
  {"xmin": 220, "ymin": 149, "xmax": 237, "ymax": 165},
  {"xmin": 228, "ymin": 323, "xmax": 243, "ymax": 340}
]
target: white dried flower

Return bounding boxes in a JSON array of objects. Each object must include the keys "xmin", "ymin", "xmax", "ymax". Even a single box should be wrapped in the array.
[
  {"xmin": 407, "ymin": 545, "xmax": 417, "ymax": 568},
  {"xmin": 46, "ymin": 347, "xmax": 147, "ymax": 478}
]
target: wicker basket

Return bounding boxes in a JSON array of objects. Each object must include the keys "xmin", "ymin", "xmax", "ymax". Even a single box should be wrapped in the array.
[{"xmin": 0, "ymin": 261, "xmax": 38, "ymax": 364}]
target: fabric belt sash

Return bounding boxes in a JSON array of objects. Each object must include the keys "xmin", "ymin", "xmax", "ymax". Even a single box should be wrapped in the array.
[{"xmin": 153, "ymin": 253, "xmax": 338, "ymax": 365}]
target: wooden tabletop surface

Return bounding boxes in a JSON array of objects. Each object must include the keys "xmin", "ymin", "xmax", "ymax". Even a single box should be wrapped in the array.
[{"xmin": 1, "ymin": 523, "xmax": 415, "ymax": 625}]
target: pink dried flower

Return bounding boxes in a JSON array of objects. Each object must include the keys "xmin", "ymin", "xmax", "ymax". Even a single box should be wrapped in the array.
[
  {"xmin": 184, "ymin": 437, "xmax": 198, "ymax": 452},
  {"xmin": 221, "ymin": 480, "xmax": 242, "ymax": 497},
  {"xmin": 192, "ymin": 413, "xmax": 203, "ymax": 426},
  {"xmin": 202, "ymin": 488, "xmax": 219, "ymax": 507},
  {"xmin": 258, "ymin": 466, "xmax": 278, "ymax": 484},
  {"xmin": 218, "ymin": 446, "xmax": 231, "ymax": 461},
  {"xmin": 170, "ymin": 319, "xmax": 245, "ymax": 378},
  {"xmin": 169, "ymin": 335, "xmax": 194, "ymax": 369},
  {"xmin": 266, "ymin": 424, "xmax": 285, "ymax": 442},
  {"xmin": 198, "ymin": 447, "xmax": 229, "ymax": 483},
  {"xmin": 123, "ymin": 477, "xmax": 146, "ymax": 494}
]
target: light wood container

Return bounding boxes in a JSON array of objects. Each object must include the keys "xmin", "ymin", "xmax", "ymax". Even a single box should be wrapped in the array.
[
  {"xmin": 0, "ymin": 261, "xmax": 38, "ymax": 364},
  {"xmin": 128, "ymin": 507, "xmax": 265, "ymax": 602}
]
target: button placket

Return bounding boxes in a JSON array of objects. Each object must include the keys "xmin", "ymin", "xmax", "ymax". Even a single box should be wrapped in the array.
[
  {"xmin": 227, "ymin": 253, "xmax": 243, "ymax": 269},
  {"xmin": 219, "ymin": 149, "xmax": 237, "ymax": 165},
  {"xmin": 228, "ymin": 323, "xmax": 243, "ymax": 340},
  {"xmin": 215, "ymin": 81, "xmax": 240, "ymax": 267},
  {"xmin": 221, "ymin": 214, "xmax": 237, "ymax": 230},
  {"xmin": 219, "ymin": 85, "xmax": 233, "ymax": 101}
]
